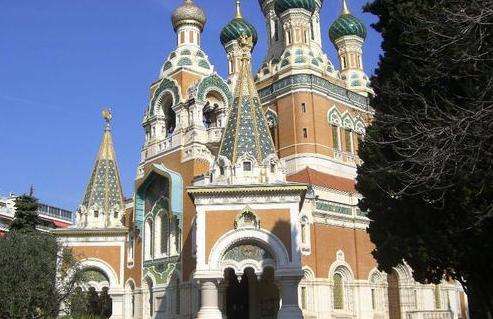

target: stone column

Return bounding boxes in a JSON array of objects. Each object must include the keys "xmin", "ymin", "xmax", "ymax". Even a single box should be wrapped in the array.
[
  {"xmin": 196, "ymin": 280, "xmax": 223, "ymax": 319},
  {"xmin": 277, "ymin": 276, "xmax": 303, "ymax": 319},
  {"xmin": 109, "ymin": 291, "xmax": 125, "ymax": 319}
]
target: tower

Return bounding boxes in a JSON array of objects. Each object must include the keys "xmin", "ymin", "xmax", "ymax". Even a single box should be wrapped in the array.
[
  {"xmin": 329, "ymin": 0, "xmax": 373, "ymax": 96},
  {"xmin": 220, "ymin": 1, "xmax": 258, "ymax": 83},
  {"xmin": 77, "ymin": 109, "xmax": 125, "ymax": 229}
]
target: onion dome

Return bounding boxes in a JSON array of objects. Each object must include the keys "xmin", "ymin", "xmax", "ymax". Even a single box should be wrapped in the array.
[
  {"xmin": 274, "ymin": 0, "xmax": 317, "ymax": 16},
  {"xmin": 220, "ymin": 1, "xmax": 258, "ymax": 48},
  {"xmin": 171, "ymin": 0, "xmax": 207, "ymax": 32},
  {"xmin": 329, "ymin": 0, "xmax": 367, "ymax": 43}
]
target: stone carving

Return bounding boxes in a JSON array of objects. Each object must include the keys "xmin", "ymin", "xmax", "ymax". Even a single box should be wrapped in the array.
[
  {"xmin": 222, "ymin": 244, "xmax": 273, "ymax": 262},
  {"xmin": 234, "ymin": 209, "xmax": 260, "ymax": 229}
]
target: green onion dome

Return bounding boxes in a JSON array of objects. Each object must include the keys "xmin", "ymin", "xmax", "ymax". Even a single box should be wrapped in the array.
[
  {"xmin": 220, "ymin": 4, "xmax": 258, "ymax": 48},
  {"xmin": 329, "ymin": 12, "xmax": 367, "ymax": 43},
  {"xmin": 274, "ymin": 0, "xmax": 317, "ymax": 16}
]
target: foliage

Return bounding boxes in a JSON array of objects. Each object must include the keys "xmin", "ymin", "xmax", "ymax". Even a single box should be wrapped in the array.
[
  {"xmin": 66, "ymin": 287, "xmax": 112, "ymax": 319},
  {"xmin": 357, "ymin": 0, "xmax": 493, "ymax": 316},
  {"xmin": 9, "ymin": 195, "xmax": 40, "ymax": 232},
  {"xmin": 0, "ymin": 231, "xmax": 84, "ymax": 318}
]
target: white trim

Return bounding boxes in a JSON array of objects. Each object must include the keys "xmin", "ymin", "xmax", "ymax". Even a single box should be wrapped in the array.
[{"xmin": 80, "ymin": 257, "xmax": 120, "ymax": 288}]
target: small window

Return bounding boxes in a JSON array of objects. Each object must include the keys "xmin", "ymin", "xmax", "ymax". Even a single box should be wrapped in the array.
[
  {"xmin": 219, "ymin": 166, "xmax": 225, "ymax": 175},
  {"xmin": 179, "ymin": 31, "xmax": 185, "ymax": 44},
  {"xmin": 301, "ymin": 286, "xmax": 307, "ymax": 309},
  {"xmin": 332, "ymin": 125, "xmax": 340, "ymax": 150},
  {"xmin": 114, "ymin": 211, "xmax": 118, "ymax": 219},
  {"xmin": 274, "ymin": 21, "xmax": 279, "ymax": 41},
  {"xmin": 310, "ymin": 21, "xmax": 315, "ymax": 40},
  {"xmin": 189, "ymin": 30, "xmax": 194, "ymax": 44},
  {"xmin": 270, "ymin": 163, "xmax": 275, "ymax": 173},
  {"xmin": 301, "ymin": 103, "xmax": 306, "ymax": 113},
  {"xmin": 333, "ymin": 273, "xmax": 344, "ymax": 310},
  {"xmin": 94, "ymin": 210, "xmax": 99, "ymax": 218},
  {"xmin": 287, "ymin": 30, "xmax": 292, "ymax": 44},
  {"xmin": 303, "ymin": 128, "xmax": 308, "ymax": 138},
  {"xmin": 371, "ymin": 288, "xmax": 376, "ymax": 310},
  {"xmin": 243, "ymin": 161, "xmax": 252, "ymax": 171}
]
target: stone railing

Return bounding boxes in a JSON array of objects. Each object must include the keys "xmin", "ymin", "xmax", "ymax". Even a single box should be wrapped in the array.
[{"xmin": 406, "ymin": 310, "xmax": 452, "ymax": 319}]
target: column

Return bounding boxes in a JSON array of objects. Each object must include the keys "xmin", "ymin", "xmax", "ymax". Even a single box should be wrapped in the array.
[
  {"xmin": 109, "ymin": 291, "xmax": 125, "ymax": 319},
  {"xmin": 277, "ymin": 276, "xmax": 303, "ymax": 319},
  {"xmin": 196, "ymin": 280, "xmax": 223, "ymax": 319}
]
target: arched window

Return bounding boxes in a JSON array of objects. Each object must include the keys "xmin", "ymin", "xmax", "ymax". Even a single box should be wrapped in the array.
[
  {"xmin": 369, "ymin": 272, "xmax": 385, "ymax": 312},
  {"xmin": 145, "ymin": 219, "xmax": 154, "ymax": 260},
  {"xmin": 333, "ymin": 273, "xmax": 344, "ymax": 310},
  {"xmin": 162, "ymin": 213, "xmax": 169, "ymax": 256},
  {"xmin": 160, "ymin": 92, "xmax": 176, "ymax": 136}
]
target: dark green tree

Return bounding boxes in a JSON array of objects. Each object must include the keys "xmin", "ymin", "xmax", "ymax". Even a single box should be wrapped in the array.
[
  {"xmin": 357, "ymin": 0, "xmax": 492, "ymax": 317},
  {"xmin": 9, "ymin": 195, "xmax": 40, "ymax": 232},
  {"xmin": 0, "ymin": 231, "xmax": 84, "ymax": 318}
]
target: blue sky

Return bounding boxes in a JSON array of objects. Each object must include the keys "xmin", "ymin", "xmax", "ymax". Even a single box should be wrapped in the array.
[{"xmin": 0, "ymin": 0, "xmax": 382, "ymax": 210}]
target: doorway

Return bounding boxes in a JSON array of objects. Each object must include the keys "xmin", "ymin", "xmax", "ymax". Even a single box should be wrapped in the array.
[{"xmin": 223, "ymin": 267, "xmax": 279, "ymax": 319}]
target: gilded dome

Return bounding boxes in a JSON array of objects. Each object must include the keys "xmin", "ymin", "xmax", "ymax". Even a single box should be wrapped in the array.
[
  {"xmin": 274, "ymin": 0, "xmax": 316, "ymax": 16},
  {"xmin": 329, "ymin": 1, "xmax": 366, "ymax": 43},
  {"xmin": 220, "ymin": 2, "xmax": 258, "ymax": 49},
  {"xmin": 171, "ymin": 0, "xmax": 207, "ymax": 32}
]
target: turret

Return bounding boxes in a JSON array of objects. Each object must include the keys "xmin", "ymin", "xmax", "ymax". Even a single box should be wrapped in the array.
[
  {"xmin": 171, "ymin": 0, "xmax": 206, "ymax": 48},
  {"xmin": 220, "ymin": 1, "xmax": 258, "ymax": 83},
  {"xmin": 211, "ymin": 29, "xmax": 285, "ymax": 185},
  {"xmin": 77, "ymin": 109, "xmax": 125, "ymax": 229},
  {"xmin": 329, "ymin": 0, "xmax": 373, "ymax": 96}
]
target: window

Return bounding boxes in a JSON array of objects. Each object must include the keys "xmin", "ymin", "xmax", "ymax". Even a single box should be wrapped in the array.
[
  {"xmin": 287, "ymin": 30, "xmax": 292, "ymax": 44},
  {"xmin": 189, "ymin": 30, "xmax": 194, "ymax": 44},
  {"xmin": 219, "ymin": 165, "xmax": 225, "ymax": 175},
  {"xmin": 94, "ymin": 210, "xmax": 99, "ymax": 218},
  {"xmin": 332, "ymin": 125, "xmax": 340, "ymax": 150},
  {"xmin": 270, "ymin": 163, "xmax": 275, "ymax": 173},
  {"xmin": 371, "ymin": 288, "xmax": 376, "ymax": 310},
  {"xmin": 310, "ymin": 21, "xmax": 315, "ymax": 40},
  {"xmin": 303, "ymin": 128, "xmax": 308, "ymax": 138},
  {"xmin": 341, "ymin": 56, "xmax": 347, "ymax": 69},
  {"xmin": 161, "ymin": 214, "xmax": 169, "ymax": 255},
  {"xmin": 301, "ymin": 103, "xmax": 306, "ymax": 113},
  {"xmin": 179, "ymin": 31, "xmax": 185, "ymax": 44},
  {"xmin": 243, "ymin": 161, "xmax": 252, "ymax": 171},
  {"xmin": 301, "ymin": 223, "xmax": 307, "ymax": 244},
  {"xmin": 344, "ymin": 129, "xmax": 352, "ymax": 153},
  {"xmin": 333, "ymin": 273, "xmax": 344, "ymax": 310},
  {"xmin": 301, "ymin": 286, "xmax": 307, "ymax": 309}
]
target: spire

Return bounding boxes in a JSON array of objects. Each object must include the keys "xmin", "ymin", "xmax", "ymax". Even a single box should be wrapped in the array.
[
  {"xmin": 217, "ymin": 35, "xmax": 276, "ymax": 165},
  {"xmin": 235, "ymin": 0, "xmax": 243, "ymax": 19},
  {"xmin": 341, "ymin": 0, "xmax": 351, "ymax": 15},
  {"xmin": 81, "ymin": 109, "xmax": 124, "ymax": 217}
]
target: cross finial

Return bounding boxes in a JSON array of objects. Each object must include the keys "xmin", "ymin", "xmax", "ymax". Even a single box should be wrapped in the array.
[
  {"xmin": 342, "ymin": 0, "xmax": 351, "ymax": 15},
  {"xmin": 235, "ymin": 0, "xmax": 242, "ymax": 19},
  {"xmin": 102, "ymin": 108, "xmax": 112, "ymax": 130}
]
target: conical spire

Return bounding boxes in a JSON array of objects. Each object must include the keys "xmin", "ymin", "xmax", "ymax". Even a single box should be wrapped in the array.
[
  {"xmin": 81, "ymin": 109, "xmax": 124, "ymax": 216},
  {"xmin": 341, "ymin": 0, "xmax": 350, "ymax": 15},
  {"xmin": 217, "ymin": 35, "xmax": 276, "ymax": 165}
]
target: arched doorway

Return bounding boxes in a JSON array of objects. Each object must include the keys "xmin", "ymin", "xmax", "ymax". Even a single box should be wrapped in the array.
[
  {"xmin": 223, "ymin": 267, "xmax": 279, "ymax": 319},
  {"xmin": 388, "ymin": 270, "xmax": 401, "ymax": 319}
]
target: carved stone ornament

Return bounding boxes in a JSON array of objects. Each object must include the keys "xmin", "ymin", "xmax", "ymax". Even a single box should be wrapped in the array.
[{"xmin": 234, "ymin": 209, "xmax": 261, "ymax": 229}]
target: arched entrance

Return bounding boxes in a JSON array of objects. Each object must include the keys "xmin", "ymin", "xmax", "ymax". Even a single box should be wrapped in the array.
[
  {"xmin": 223, "ymin": 266, "xmax": 279, "ymax": 319},
  {"xmin": 196, "ymin": 228, "xmax": 303, "ymax": 319}
]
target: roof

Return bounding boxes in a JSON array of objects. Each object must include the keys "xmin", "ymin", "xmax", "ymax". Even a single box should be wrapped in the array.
[
  {"xmin": 217, "ymin": 36, "xmax": 275, "ymax": 164},
  {"xmin": 287, "ymin": 168, "xmax": 356, "ymax": 193},
  {"xmin": 81, "ymin": 111, "xmax": 124, "ymax": 213}
]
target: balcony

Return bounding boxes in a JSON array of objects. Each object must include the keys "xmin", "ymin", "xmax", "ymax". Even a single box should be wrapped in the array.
[{"xmin": 406, "ymin": 311, "xmax": 452, "ymax": 319}]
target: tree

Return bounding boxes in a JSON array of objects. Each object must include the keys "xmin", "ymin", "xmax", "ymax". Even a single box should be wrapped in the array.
[
  {"xmin": 356, "ymin": 0, "xmax": 493, "ymax": 317},
  {"xmin": 0, "ymin": 231, "xmax": 84, "ymax": 318},
  {"xmin": 9, "ymin": 195, "xmax": 40, "ymax": 232}
]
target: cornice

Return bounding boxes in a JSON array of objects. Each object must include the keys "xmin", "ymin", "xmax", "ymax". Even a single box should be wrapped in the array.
[
  {"xmin": 188, "ymin": 183, "xmax": 308, "ymax": 198},
  {"xmin": 52, "ymin": 227, "xmax": 128, "ymax": 237}
]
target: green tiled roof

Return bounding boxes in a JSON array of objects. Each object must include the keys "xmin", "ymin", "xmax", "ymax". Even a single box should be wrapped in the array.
[
  {"xmin": 218, "ymin": 38, "xmax": 275, "ymax": 164},
  {"xmin": 81, "ymin": 119, "xmax": 124, "ymax": 213},
  {"xmin": 274, "ymin": 0, "xmax": 316, "ymax": 15},
  {"xmin": 329, "ymin": 13, "xmax": 367, "ymax": 43}
]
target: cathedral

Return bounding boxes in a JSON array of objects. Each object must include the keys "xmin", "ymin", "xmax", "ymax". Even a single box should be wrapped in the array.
[{"xmin": 54, "ymin": 1, "xmax": 468, "ymax": 319}]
